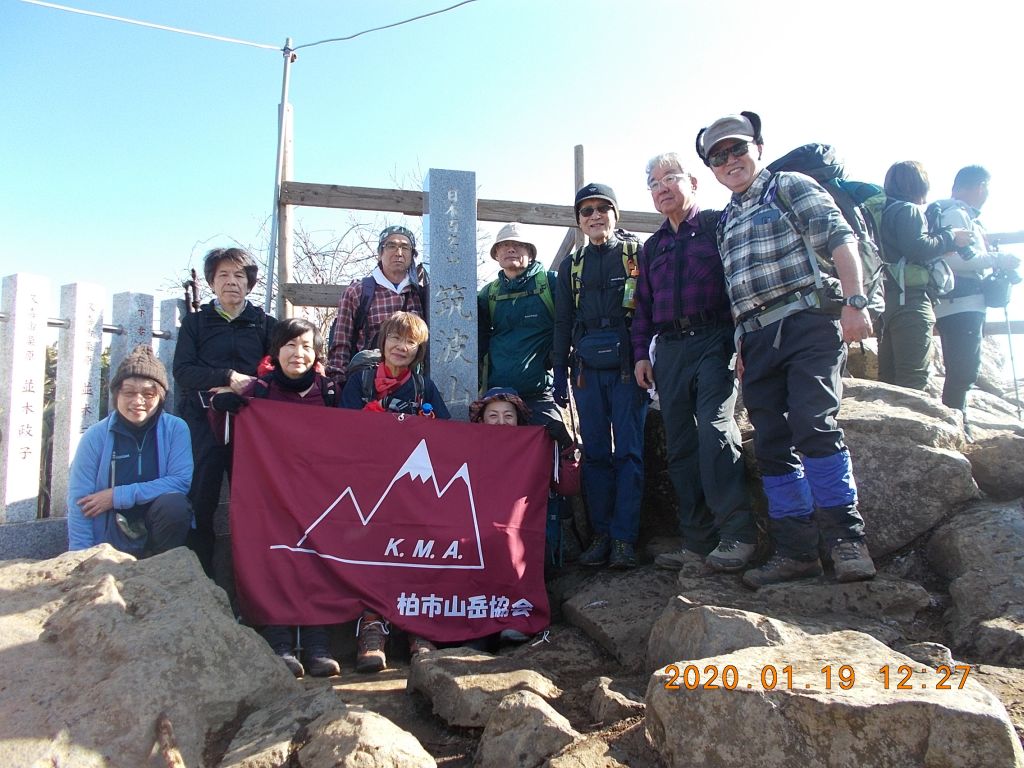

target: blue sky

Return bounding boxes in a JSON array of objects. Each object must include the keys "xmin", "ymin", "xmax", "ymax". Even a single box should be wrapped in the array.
[{"xmin": 3, "ymin": 0, "xmax": 1021, "ymax": 315}]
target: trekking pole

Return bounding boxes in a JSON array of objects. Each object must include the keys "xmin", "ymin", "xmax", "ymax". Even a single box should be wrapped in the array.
[{"xmin": 1004, "ymin": 304, "xmax": 1022, "ymax": 421}]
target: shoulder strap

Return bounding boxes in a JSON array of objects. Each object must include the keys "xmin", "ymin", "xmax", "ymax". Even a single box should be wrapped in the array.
[
  {"xmin": 569, "ymin": 246, "xmax": 586, "ymax": 310},
  {"xmin": 361, "ymin": 365, "xmax": 376, "ymax": 405},
  {"xmin": 350, "ymin": 276, "xmax": 377, "ymax": 353},
  {"xmin": 486, "ymin": 279, "xmax": 500, "ymax": 322},
  {"xmin": 535, "ymin": 270, "xmax": 555, "ymax": 319},
  {"xmin": 320, "ymin": 375, "xmax": 337, "ymax": 407}
]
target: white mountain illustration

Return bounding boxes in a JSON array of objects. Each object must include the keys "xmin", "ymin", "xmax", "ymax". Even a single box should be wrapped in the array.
[{"xmin": 269, "ymin": 438, "xmax": 487, "ymax": 570}]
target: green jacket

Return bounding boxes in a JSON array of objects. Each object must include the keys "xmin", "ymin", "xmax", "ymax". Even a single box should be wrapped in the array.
[{"xmin": 478, "ymin": 261, "xmax": 557, "ymax": 397}]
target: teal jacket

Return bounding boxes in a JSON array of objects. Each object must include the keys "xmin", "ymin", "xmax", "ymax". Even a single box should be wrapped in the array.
[{"xmin": 478, "ymin": 261, "xmax": 557, "ymax": 398}]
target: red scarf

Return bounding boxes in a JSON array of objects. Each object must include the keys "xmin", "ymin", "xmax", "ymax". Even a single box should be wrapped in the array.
[{"xmin": 369, "ymin": 364, "xmax": 411, "ymax": 405}]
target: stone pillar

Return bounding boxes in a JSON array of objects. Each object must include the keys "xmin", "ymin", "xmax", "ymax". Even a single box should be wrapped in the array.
[
  {"xmin": 51, "ymin": 282, "xmax": 105, "ymax": 517},
  {"xmin": 158, "ymin": 298, "xmax": 185, "ymax": 414},
  {"xmin": 0, "ymin": 274, "xmax": 50, "ymax": 522},
  {"xmin": 423, "ymin": 169, "xmax": 478, "ymax": 421},
  {"xmin": 109, "ymin": 292, "xmax": 155, "ymax": 383}
]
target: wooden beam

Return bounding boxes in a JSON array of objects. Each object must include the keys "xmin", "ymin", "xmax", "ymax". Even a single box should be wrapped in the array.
[
  {"xmin": 984, "ymin": 319, "xmax": 1024, "ymax": 336},
  {"xmin": 280, "ymin": 181, "xmax": 663, "ymax": 233},
  {"xmin": 280, "ymin": 282, "xmax": 348, "ymax": 308},
  {"xmin": 988, "ymin": 231, "xmax": 1024, "ymax": 246}
]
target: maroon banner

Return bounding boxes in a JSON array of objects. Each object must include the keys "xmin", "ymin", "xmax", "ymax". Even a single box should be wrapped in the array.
[{"xmin": 231, "ymin": 399, "xmax": 551, "ymax": 642}]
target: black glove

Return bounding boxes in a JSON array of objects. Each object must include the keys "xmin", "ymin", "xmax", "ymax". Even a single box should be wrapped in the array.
[
  {"xmin": 553, "ymin": 366, "xmax": 569, "ymax": 407},
  {"xmin": 211, "ymin": 392, "xmax": 247, "ymax": 414}
]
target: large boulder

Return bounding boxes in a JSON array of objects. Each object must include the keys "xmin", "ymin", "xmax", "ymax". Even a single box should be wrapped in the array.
[
  {"xmin": 0, "ymin": 545, "xmax": 297, "ymax": 768},
  {"xmin": 475, "ymin": 690, "xmax": 578, "ymax": 768},
  {"xmin": 839, "ymin": 380, "xmax": 979, "ymax": 555},
  {"xmin": 928, "ymin": 499, "xmax": 1024, "ymax": 664},
  {"xmin": 297, "ymin": 708, "xmax": 436, "ymax": 768},
  {"xmin": 646, "ymin": 630, "xmax": 1023, "ymax": 767},
  {"xmin": 406, "ymin": 647, "xmax": 561, "ymax": 728},
  {"xmin": 963, "ymin": 389, "xmax": 1024, "ymax": 500}
]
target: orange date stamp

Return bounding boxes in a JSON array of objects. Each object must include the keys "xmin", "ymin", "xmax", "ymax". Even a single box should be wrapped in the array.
[{"xmin": 662, "ymin": 663, "xmax": 972, "ymax": 691}]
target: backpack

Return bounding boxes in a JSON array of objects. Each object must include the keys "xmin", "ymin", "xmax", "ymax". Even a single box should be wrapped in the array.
[
  {"xmin": 483, "ymin": 269, "xmax": 556, "ymax": 322},
  {"xmin": 569, "ymin": 229, "xmax": 641, "ymax": 312},
  {"xmin": 327, "ymin": 273, "xmax": 428, "ymax": 356},
  {"xmin": 765, "ymin": 144, "xmax": 886, "ymax": 315},
  {"xmin": 882, "ymin": 200, "xmax": 955, "ymax": 302},
  {"xmin": 252, "ymin": 372, "xmax": 338, "ymax": 407},
  {"xmin": 348, "ymin": 349, "xmax": 425, "ymax": 414}
]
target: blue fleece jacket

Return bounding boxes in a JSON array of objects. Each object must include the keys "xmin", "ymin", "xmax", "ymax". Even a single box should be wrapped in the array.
[{"xmin": 66, "ymin": 411, "xmax": 193, "ymax": 550}]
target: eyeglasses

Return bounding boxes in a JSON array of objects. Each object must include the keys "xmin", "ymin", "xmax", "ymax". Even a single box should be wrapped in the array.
[
  {"xmin": 579, "ymin": 204, "xmax": 613, "ymax": 218},
  {"xmin": 648, "ymin": 173, "xmax": 688, "ymax": 192},
  {"xmin": 708, "ymin": 142, "xmax": 750, "ymax": 168},
  {"xmin": 383, "ymin": 242, "xmax": 413, "ymax": 253},
  {"xmin": 118, "ymin": 388, "xmax": 160, "ymax": 403}
]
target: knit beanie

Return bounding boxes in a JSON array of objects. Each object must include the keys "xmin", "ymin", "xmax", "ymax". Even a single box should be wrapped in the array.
[{"xmin": 110, "ymin": 345, "xmax": 168, "ymax": 392}]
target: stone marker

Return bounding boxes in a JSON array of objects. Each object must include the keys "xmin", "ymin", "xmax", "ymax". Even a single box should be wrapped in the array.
[{"xmin": 423, "ymin": 168, "xmax": 477, "ymax": 421}]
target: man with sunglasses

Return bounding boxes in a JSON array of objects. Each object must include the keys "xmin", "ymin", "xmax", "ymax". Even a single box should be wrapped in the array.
[
  {"xmin": 632, "ymin": 154, "xmax": 756, "ymax": 574},
  {"xmin": 328, "ymin": 225, "xmax": 426, "ymax": 383},
  {"xmin": 695, "ymin": 112, "xmax": 875, "ymax": 588},
  {"xmin": 552, "ymin": 183, "xmax": 648, "ymax": 569}
]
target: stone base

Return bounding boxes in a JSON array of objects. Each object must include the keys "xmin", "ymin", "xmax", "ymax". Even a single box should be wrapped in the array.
[{"xmin": 0, "ymin": 518, "xmax": 68, "ymax": 560}]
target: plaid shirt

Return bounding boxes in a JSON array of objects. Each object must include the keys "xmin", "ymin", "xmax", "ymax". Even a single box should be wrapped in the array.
[
  {"xmin": 719, "ymin": 169, "xmax": 854, "ymax": 320},
  {"xmin": 327, "ymin": 274, "xmax": 424, "ymax": 381},
  {"xmin": 631, "ymin": 208, "xmax": 732, "ymax": 361}
]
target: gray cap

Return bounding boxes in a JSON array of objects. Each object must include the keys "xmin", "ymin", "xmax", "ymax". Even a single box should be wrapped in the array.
[{"xmin": 698, "ymin": 114, "xmax": 757, "ymax": 157}]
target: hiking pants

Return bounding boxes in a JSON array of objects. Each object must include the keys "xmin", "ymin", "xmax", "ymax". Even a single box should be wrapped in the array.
[
  {"xmin": 184, "ymin": 416, "xmax": 231, "ymax": 576},
  {"xmin": 572, "ymin": 366, "xmax": 647, "ymax": 544},
  {"xmin": 878, "ymin": 288, "xmax": 934, "ymax": 391},
  {"xmin": 741, "ymin": 311, "xmax": 866, "ymax": 558},
  {"xmin": 936, "ymin": 310, "xmax": 986, "ymax": 413},
  {"xmin": 654, "ymin": 324, "xmax": 753, "ymax": 555}
]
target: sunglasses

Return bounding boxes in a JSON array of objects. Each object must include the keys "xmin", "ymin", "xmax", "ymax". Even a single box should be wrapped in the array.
[
  {"xmin": 708, "ymin": 142, "xmax": 751, "ymax": 168},
  {"xmin": 579, "ymin": 204, "xmax": 613, "ymax": 218}
]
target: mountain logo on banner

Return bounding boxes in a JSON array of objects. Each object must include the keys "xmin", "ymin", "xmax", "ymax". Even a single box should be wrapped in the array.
[{"xmin": 269, "ymin": 439, "xmax": 486, "ymax": 570}]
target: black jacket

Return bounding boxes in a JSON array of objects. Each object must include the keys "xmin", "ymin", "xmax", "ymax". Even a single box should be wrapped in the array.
[
  {"xmin": 172, "ymin": 301, "xmax": 276, "ymax": 423},
  {"xmin": 552, "ymin": 236, "xmax": 633, "ymax": 367}
]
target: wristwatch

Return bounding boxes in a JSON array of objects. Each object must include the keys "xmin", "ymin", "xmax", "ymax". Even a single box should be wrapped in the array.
[{"xmin": 842, "ymin": 294, "xmax": 869, "ymax": 310}]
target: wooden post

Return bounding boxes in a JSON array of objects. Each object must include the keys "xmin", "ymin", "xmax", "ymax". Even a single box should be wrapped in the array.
[
  {"xmin": 277, "ymin": 103, "xmax": 295, "ymax": 319},
  {"xmin": 574, "ymin": 144, "xmax": 585, "ymax": 249}
]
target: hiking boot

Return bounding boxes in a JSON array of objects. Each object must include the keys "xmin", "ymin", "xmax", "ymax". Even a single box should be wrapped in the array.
[
  {"xmin": 654, "ymin": 546, "xmax": 706, "ymax": 571},
  {"xmin": 830, "ymin": 539, "xmax": 877, "ymax": 583},
  {"xmin": 302, "ymin": 626, "xmax": 341, "ymax": 678},
  {"xmin": 706, "ymin": 540, "xmax": 755, "ymax": 573},
  {"xmin": 608, "ymin": 539, "xmax": 638, "ymax": 570},
  {"xmin": 355, "ymin": 612, "xmax": 389, "ymax": 673},
  {"xmin": 408, "ymin": 635, "xmax": 436, "ymax": 656},
  {"xmin": 499, "ymin": 628, "xmax": 532, "ymax": 644},
  {"xmin": 579, "ymin": 534, "xmax": 611, "ymax": 567},
  {"xmin": 263, "ymin": 625, "xmax": 304, "ymax": 678},
  {"xmin": 741, "ymin": 555, "xmax": 823, "ymax": 589}
]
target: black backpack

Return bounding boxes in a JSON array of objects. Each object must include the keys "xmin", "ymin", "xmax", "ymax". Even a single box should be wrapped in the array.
[{"xmin": 765, "ymin": 144, "xmax": 887, "ymax": 315}]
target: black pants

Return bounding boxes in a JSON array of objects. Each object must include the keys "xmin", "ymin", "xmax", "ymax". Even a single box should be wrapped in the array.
[
  {"xmin": 185, "ymin": 416, "xmax": 231, "ymax": 575},
  {"xmin": 936, "ymin": 311, "xmax": 985, "ymax": 413}
]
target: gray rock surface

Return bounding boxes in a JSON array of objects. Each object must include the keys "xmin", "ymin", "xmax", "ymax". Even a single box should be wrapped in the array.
[
  {"xmin": 646, "ymin": 630, "xmax": 1024, "ymax": 767},
  {"xmin": 406, "ymin": 647, "xmax": 561, "ymax": 728},
  {"xmin": 928, "ymin": 499, "xmax": 1024, "ymax": 664},
  {"xmin": 297, "ymin": 708, "xmax": 436, "ymax": 768},
  {"xmin": 0, "ymin": 545, "xmax": 296, "ymax": 768},
  {"xmin": 585, "ymin": 677, "xmax": 645, "ymax": 724},
  {"xmin": 475, "ymin": 690, "xmax": 578, "ymax": 768}
]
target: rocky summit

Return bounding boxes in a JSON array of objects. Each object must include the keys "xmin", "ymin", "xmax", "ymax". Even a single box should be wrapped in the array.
[{"xmin": 2, "ymin": 363, "xmax": 1024, "ymax": 767}]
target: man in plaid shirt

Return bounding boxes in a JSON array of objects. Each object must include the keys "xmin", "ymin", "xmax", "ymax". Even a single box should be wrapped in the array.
[
  {"xmin": 327, "ymin": 226, "xmax": 425, "ymax": 383},
  {"xmin": 696, "ymin": 111, "xmax": 876, "ymax": 589},
  {"xmin": 631, "ymin": 153, "xmax": 755, "ymax": 574}
]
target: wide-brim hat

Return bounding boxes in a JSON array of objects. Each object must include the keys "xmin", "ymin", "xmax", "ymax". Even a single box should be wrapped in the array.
[{"xmin": 489, "ymin": 222, "xmax": 537, "ymax": 261}]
